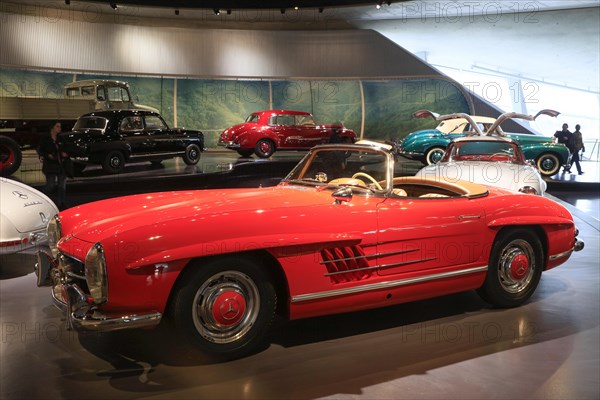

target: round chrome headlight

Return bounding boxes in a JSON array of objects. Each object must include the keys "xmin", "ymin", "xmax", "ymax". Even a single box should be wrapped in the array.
[
  {"xmin": 47, "ymin": 215, "xmax": 62, "ymax": 258},
  {"xmin": 85, "ymin": 242, "xmax": 108, "ymax": 304}
]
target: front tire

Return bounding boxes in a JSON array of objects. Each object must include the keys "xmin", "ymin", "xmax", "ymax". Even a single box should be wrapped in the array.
[
  {"xmin": 0, "ymin": 136, "xmax": 22, "ymax": 176},
  {"xmin": 478, "ymin": 228, "xmax": 543, "ymax": 308},
  {"xmin": 237, "ymin": 149, "xmax": 254, "ymax": 158},
  {"xmin": 425, "ymin": 146, "xmax": 445, "ymax": 165},
  {"xmin": 170, "ymin": 257, "xmax": 277, "ymax": 359},
  {"xmin": 254, "ymin": 139, "xmax": 275, "ymax": 158},
  {"xmin": 102, "ymin": 150, "xmax": 125, "ymax": 174},
  {"xmin": 183, "ymin": 144, "xmax": 201, "ymax": 165},
  {"xmin": 536, "ymin": 153, "xmax": 561, "ymax": 176}
]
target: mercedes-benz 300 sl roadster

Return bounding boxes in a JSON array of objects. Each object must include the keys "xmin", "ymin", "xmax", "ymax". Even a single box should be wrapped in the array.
[{"xmin": 35, "ymin": 141, "xmax": 583, "ymax": 358}]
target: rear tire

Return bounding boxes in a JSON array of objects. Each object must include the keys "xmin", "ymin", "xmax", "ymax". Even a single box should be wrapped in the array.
[
  {"xmin": 536, "ymin": 153, "xmax": 561, "ymax": 176},
  {"xmin": 170, "ymin": 257, "xmax": 277, "ymax": 359},
  {"xmin": 0, "ymin": 136, "xmax": 22, "ymax": 176},
  {"xmin": 254, "ymin": 139, "xmax": 275, "ymax": 158},
  {"xmin": 425, "ymin": 146, "xmax": 445, "ymax": 165},
  {"xmin": 477, "ymin": 228, "xmax": 543, "ymax": 308}
]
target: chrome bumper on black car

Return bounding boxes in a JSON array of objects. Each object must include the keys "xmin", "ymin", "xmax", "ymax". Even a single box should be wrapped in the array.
[
  {"xmin": 574, "ymin": 228, "xmax": 585, "ymax": 252},
  {"xmin": 217, "ymin": 140, "xmax": 240, "ymax": 149},
  {"xmin": 35, "ymin": 250, "xmax": 162, "ymax": 332}
]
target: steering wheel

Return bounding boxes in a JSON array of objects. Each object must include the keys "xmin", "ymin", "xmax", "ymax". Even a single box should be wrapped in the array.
[
  {"xmin": 487, "ymin": 152, "xmax": 512, "ymax": 161},
  {"xmin": 352, "ymin": 172, "xmax": 383, "ymax": 190}
]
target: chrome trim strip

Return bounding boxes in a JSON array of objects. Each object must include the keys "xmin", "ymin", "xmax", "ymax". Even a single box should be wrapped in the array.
[
  {"xmin": 324, "ymin": 257, "xmax": 438, "ymax": 277},
  {"xmin": 549, "ymin": 247, "xmax": 574, "ymax": 261},
  {"xmin": 320, "ymin": 248, "xmax": 418, "ymax": 265},
  {"xmin": 324, "ymin": 265, "xmax": 380, "ymax": 277},
  {"xmin": 129, "ymin": 151, "xmax": 184, "ymax": 159},
  {"xmin": 292, "ymin": 266, "xmax": 488, "ymax": 303},
  {"xmin": 379, "ymin": 257, "xmax": 437, "ymax": 270}
]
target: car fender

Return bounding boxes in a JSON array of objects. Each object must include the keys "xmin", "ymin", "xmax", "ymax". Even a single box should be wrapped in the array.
[
  {"xmin": 123, "ymin": 233, "xmax": 363, "ymax": 271},
  {"xmin": 520, "ymin": 143, "xmax": 569, "ymax": 163}
]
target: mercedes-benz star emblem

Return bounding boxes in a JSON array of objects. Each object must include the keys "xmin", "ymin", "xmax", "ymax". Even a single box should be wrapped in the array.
[
  {"xmin": 220, "ymin": 299, "xmax": 241, "ymax": 321},
  {"xmin": 12, "ymin": 190, "xmax": 28, "ymax": 199}
]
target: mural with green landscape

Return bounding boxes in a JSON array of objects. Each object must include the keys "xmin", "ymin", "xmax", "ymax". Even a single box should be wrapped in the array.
[{"xmin": 0, "ymin": 67, "xmax": 469, "ymax": 147}]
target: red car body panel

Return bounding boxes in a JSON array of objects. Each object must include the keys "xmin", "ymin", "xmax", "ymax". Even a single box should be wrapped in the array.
[
  {"xmin": 219, "ymin": 110, "xmax": 356, "ymax": 155},
  {"xmin": 55, "ymin": 181, "xmax": 576, "ymax": 321}
]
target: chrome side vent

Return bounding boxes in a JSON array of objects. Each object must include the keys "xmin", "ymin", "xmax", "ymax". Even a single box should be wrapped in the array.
[{"xmin": 321, "ymin": 246, "xmax": 373, "ymax": 284}]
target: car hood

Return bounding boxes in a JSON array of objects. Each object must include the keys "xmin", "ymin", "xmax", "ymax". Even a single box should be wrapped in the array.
[
  {"xmin": 416, "ymin": 161, "xmax": 546, "ymax": 194},
  {"xmin": 60, "ymin": 185, "xmax": 338, "ymax": 244},
  {"xmin": 0, "ymin": 178, "xmax": 59, "ymax": 233}
]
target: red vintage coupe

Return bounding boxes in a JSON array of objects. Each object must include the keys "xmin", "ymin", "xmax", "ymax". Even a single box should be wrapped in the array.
[
  {"xmin": 218, "ymin": 110, "xmax": 356, "ymax": 158},
  {"xmin": 36, "ymin": 141, "xmax": 583, "ymax": 359}
]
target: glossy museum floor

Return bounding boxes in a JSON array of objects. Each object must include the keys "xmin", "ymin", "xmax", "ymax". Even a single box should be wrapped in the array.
[{"xmin": 1, "ymin": 152, "xmax": 599, "ymax": 399}]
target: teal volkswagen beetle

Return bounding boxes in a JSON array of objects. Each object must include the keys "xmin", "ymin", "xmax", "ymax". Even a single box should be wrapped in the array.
[{"xmin": 399, "ymin": 110, "xmax": 570, "ymax": 176}]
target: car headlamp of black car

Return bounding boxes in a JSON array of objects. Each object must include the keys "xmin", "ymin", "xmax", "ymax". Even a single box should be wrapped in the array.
[{"xmin": 85, "ymin": 242, "xmax": 108, "ymax": 304}]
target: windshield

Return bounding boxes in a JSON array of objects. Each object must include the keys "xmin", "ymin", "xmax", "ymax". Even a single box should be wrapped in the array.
[
  {"xmin": 284, "ymin": 146, "xmax": 390, "ymax": 193},
  {"xmin": 245, "ymin": 113, "xmax": 259, "ymax": 123},
  {"xmin": 73, "ymin": 116, "xmax": 108, "ymax": 132},
  {"xmin": 442, "ymin": 141, "xmax": 522, "ymax": 163}
]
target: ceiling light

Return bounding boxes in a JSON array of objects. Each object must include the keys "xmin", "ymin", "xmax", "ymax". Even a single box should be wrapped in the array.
[
  {"xmin": 110, "ymin": 3, "xmax": 117, "ymax": 10},
  {"xmin": 294, "ymin": 6, "xmax": 299, "ymax": 10},
  {"xmin": 213, "ymin": 8, "xmax": 220, "ymax": 15}
]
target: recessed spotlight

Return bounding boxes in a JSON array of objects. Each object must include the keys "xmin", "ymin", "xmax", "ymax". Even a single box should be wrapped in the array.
[{"xmin": 294, "ymin": 6, "xmax": 299, "ymax": 10}]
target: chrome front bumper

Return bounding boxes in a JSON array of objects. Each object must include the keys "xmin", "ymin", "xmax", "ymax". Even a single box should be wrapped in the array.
[
  {"xmin": 217, "ymin": 140, "xmax": 240, "ymax": 149},
  {"xmin": 35, "ymin": 251, "xmax": 162, "ymax": 332},
  {"xmin": 398, "ymin": 150, "xmax": 424, "ymax": 160}
]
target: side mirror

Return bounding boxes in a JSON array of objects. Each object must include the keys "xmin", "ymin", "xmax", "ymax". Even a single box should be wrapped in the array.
[{"xmin": 332, "ymin": 187, "xmax": 353, "ymax": 204}]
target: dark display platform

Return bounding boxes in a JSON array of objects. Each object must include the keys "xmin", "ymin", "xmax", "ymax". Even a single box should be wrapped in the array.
[{"xmin": 2, "ymin": 150, "xmax": 599, "ymax": 399}]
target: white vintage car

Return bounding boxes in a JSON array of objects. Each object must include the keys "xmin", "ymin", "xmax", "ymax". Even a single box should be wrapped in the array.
[
  {"xmin": 416, "ymin": 136, "xmax": 547, "ymax": 195},
  {"xmin": 0, "ymin": 177, "xmax": 58, "ymax": 255}
]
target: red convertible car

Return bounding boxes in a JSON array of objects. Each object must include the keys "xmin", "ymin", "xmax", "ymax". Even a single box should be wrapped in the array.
[
  {"xmin": 218, "ymin": 110, "xmax": 356, "ymax": 158},
  {"xmin": 36, "ymin": 141, "xmax": 583, "ymax": 359}
]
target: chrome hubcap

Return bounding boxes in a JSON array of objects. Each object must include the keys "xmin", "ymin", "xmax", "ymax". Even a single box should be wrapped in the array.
[
  {"xmin": 192, "ymin": 271, "xmax": 259, "ymax": 344},
  {"xmin": 498, "ymin": 239, "xmax": 535, "ymax": 294},
  {"xmin": 541, "ymin": 157, "xmax": 555, "ymax": 171},
  {"xmin": 110, "ymin": 157, "xmax": 121, "ymax": 168},
  {"xmin": 259, "ymin": 142, "xmax": 271, "ymax": 154}
]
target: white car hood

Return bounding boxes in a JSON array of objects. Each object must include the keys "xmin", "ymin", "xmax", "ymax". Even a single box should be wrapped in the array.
[
  {"xmin": 416, "ymin": 161, "xmax": 547, "ymax": 194},
  {"xmin": 0, "ymin": 178, "xmax": 59, "ymax": 233}
]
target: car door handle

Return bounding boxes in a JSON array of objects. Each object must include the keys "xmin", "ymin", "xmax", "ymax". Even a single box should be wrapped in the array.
[{"xmin": 458, "ymin": 215, "xmax": 481, "ymax": 220}]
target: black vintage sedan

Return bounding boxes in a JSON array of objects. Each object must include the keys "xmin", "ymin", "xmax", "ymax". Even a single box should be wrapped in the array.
[{"xmin": 59, "ymin": 110, "xmax": 204, "ymax": 174}]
